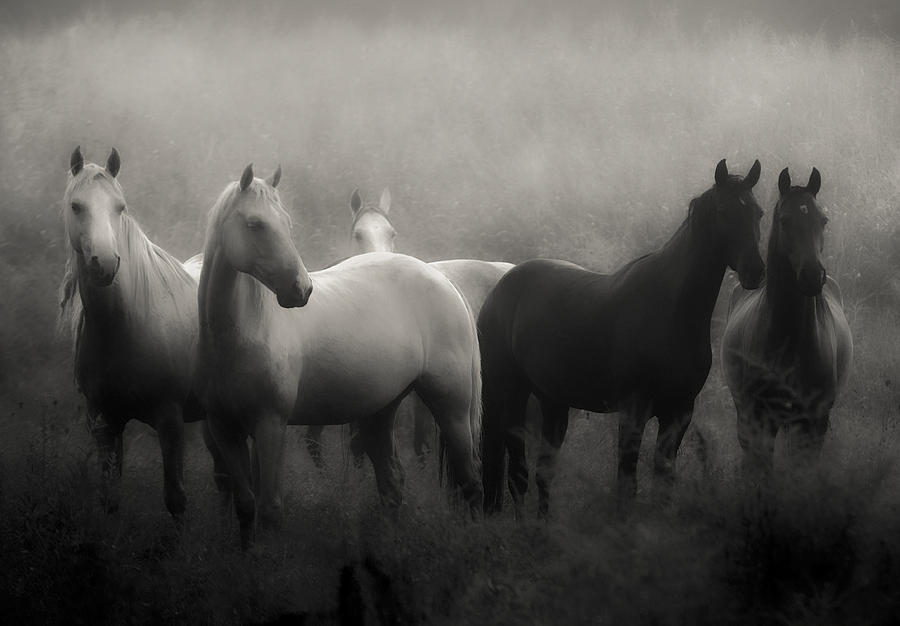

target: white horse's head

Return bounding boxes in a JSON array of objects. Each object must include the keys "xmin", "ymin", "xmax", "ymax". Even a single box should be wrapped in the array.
[
  {"xmin": 349, "ymin": 188, "xmax": 395, "ymax": 254},
  {"xmin": 63, "ymin": 146, "xmax": 126, "ymax": 286},
  {"xmin": 214, "ymin": 163, "xmax": 313, "ymax": 308}
]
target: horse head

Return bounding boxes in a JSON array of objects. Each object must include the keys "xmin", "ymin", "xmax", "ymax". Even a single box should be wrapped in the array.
[
  {"xmin": 348, "ymin": 187, "xmax": 396, "ymax": 254},
  {"xmin": 64, "ymin": 146, "xmax": 125, "ymax": 286},
  {"xmin": 218, "ymin": 163, "xmax": 312, "ymax": 308},
  {"xmin": 773, "ymin": 167, "xmax": 828, "ymax": 296},
  {"xmin": 711, "ymin": 158, "xmax": 765, "ymax": 289}
]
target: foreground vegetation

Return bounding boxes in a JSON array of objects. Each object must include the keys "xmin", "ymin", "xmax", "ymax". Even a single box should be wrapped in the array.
[{"xmin": 1, "ymin": 3, "xmax": 899, "ymax": 624}]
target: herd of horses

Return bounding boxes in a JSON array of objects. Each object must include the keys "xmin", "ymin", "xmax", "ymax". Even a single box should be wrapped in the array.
[{"xmin": 57, "ymin": 147, "xmax": 852, "ymax": 547}]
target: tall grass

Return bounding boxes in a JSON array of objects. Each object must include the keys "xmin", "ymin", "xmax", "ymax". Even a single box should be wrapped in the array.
[{"xmin": 1, "ymin": 6, "xmax": 899, "ymax": 624}]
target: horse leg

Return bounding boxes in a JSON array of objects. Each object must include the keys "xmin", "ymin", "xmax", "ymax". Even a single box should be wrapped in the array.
[
  {"xmin": 154, "ymin": 402, "xmax": 187, "ymax": 521},
  {"xmin": 358, "ymin": 400, "xmax": 405, "ymax": 508},
  {"xmin": 653, "ymin": 403, "xmax": 694, "ymax": 499},
  {"xmin": 253, "ymin": 413, "xmax": 287, "ymax": 531},
  {"xmin": 91, "ymin": 415, "xmax": 124, "ymax": 513},
  {"xmin": 305, "ymin": 424, "xmax": 326, "ymax": 469},
  {"xmin": 736, "ymin": 400, "xmax": 777, "ymax": 486},
  {"xmin": 790, "ymin": 411, "xmax": 830, "ymax": 468},
  {"xmin": 348, "ymin": 422, "xmax": 367, "ymax": 468},
  {"xmin": 411, "ymin": 394, "xmax": 436, "ymax": 466},
  {"xmin": 417, "ymin": 381, "xmax": 483, "ymax": 515},
  {"xmin": 202, "ymin": 420, "xmax": 233, "ymax": 516},
  {"xmin": 207, "ymin": 417, "xmax": 255, "ymax": 549},
  {"xmin": 504, "ymin": 389, "xmax": 532, "ymax": 519},
  {"xmin": 617, "ymin": 399, "xmax": 651, "ymax": 506},
  {"xmin": 535, "ymin": 399, "xmax": 569, "ymax": 519}
]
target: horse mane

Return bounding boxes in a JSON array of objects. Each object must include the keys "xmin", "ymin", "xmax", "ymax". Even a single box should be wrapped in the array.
[{"xmin": 57, "ymin": 165, "xmax": 196, "ymax": 347}]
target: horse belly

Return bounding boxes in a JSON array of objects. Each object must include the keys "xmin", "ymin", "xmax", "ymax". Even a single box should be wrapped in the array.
[{"xmin": 290, "ymin": 349, "xmax": 420, "ymax": 425}]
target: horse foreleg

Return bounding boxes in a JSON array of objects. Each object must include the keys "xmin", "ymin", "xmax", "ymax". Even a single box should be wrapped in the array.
[
  {"xmin": 789, "ymin": 411, "xmax": 830, "ymax": 468},
  {"xmin": 535, "ymin": 399, "xmax": 569, "ymax": 519},
  {"xmin": 207, "ymin": 417, "xmax": 255, "ymax": 549},
  {"xmin": 736, "ymin": 401, "xmax": 777, "ymax": 487},
  {"xmin": 359, "ymin": 400, "xmax": 405, "ymax": 509},
  {"xmin": 202, "ymin": 420, "xmax": 233, "ymax": 517},
  {"xmin": 617, "ymin": 400, "xmax": 651, "ymax": 508},
  {"xmin": 155, "ymin": 403, "xmax": 187, "ymax": 521},
  {"xmin": 253, "ymin": 413, "xmax": 287, "ymax": 531},
  {"xmin": 91, "ymin": 416, "xmax": 124, "ymax": 513},
  {"xmin": 654, "ymin": 404, "xmax": 694, "ymax": 499}
]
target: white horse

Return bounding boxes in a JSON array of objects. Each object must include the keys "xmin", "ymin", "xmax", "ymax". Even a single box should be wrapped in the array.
[
  {"xmin": 58, "ymin": 146, "xmax": 214, "ymax": 520},
  {"xmin": 305, "ymin": 188, "xmax": 515, "ymax": 467},
  {"xmin": 197, "ymin": 165, "xmax": 483, "ymax": 547}
]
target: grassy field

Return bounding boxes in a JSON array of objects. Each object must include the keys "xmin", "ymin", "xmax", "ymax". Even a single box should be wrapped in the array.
[{"xmin": 1, "ymin": 2, "xmax": 900, "ymax": 624}]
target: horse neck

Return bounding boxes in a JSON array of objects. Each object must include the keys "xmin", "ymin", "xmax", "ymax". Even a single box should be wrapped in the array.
[
  {"xmin": 763, "ymin": 238, "xmax": 818, "ymax": 348},
  {"xmin": 656, "ymin": 212, "xmax": 727, "ymax": 333},
  {"xmin": 200, "ymin": 245, "xmax": 276, "ymax": 341}
]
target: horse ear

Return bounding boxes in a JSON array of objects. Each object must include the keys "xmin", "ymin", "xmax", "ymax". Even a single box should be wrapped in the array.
[
  {"xmin": 268, "ymin": 164, "xmax": 282, "ymax": 189},
  {"xmin": 778, "ymin": 168, "xmax": 791, "ymax": 196},
  {"xmin": 807, "ymin": 167, "xmax": 821, "ymax": 196},
  {"xmin": 349, "ymin": 188, "xmax": 362, "ymax": 216},
  {"xmin": 70, "ymin": 145, "xmax": 84, "ymax": 176},
  {"xmin": 240, "ymin": 163, "xmax": 254, "ymax": 191},
  {"xmin": 379, "ymin": 188, "xmax": 391, "ymax": 214},
  {"xmin": 715, "ymin": 159, "xmax": 728, "ymax": 186},
  {"xmin": 744, "ymin": 159, "xmax": 761, "ymax": 189},
  {"xmin": 106, "ymin": 148, "xmax": 121, "ymax": 178}
]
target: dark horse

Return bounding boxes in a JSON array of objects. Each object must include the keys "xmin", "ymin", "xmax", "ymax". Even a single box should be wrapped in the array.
[
  {"xmin": 722, "ymin": 167, "xmax": 852, "ymax": 478},
  {"xmin": 479, "ymin": 159, "xmax": 765, "ymax": 515}
]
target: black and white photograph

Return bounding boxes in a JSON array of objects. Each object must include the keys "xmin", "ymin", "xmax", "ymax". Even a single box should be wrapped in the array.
[{"xmin": 1, "ymin": 0, "xmax": 899, "ymax": 623}]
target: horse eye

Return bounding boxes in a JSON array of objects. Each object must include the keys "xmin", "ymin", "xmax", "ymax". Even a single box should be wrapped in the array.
[
  {"xmin": 71, "ymin": 202, "xmax": 83, "ymax": 215},
  {"xmin": 116, "ymin": 203, "xmax": 126, "ymax": 213},
  {"xmin": 247, "ymin": 219, "xmax": 263, "ymax": 231},
  {"xmin": 822, "ymin": 215, "xmax": 829, "ymax": 226}
]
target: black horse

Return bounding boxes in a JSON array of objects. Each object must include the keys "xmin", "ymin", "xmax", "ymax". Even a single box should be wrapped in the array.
[
  {"xmin": 479, "ymin": 159, "xmax": 765, "ymax": 515},
  {"xmin": 722, "ymin": 167, "xmax": 852, "ymax": 479}
]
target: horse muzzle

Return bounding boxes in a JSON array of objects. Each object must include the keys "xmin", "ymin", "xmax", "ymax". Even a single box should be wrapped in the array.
[
  {"xmin": 275, "ymin": 278, "xmax": 313, "ymax": 308},
  {"xmin": 737, "ymin": 258, "xmax": 765, "ymax": 290},
  {"xmin": 88, "ymin": 253, "xmax": 121, "ymax": 286}
]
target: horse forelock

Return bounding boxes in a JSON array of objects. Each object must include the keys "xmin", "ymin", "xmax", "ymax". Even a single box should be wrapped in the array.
[{"xmin": 350, "ymin": 204, "xmax": 390, "ymax": 234}]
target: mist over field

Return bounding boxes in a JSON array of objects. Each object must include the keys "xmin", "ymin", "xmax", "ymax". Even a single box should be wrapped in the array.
[{"xmin": 1, "ymin": 1, "xmax": 899, "ymax": 624}]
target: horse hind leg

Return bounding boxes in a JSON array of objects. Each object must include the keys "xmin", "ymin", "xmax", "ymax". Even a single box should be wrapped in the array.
[
  {"xmin": 416, "ymin": 377, "xmax": 483, "ymax": 515},
  {"xmin": 91, "ymin": 415, "xmax": 124, "ymax": 514},
  {"xmin": 155, "ymin": 402, "xmax": 187, "ymax": 521},
  {"xmin": 410, "ymin": 394, "xmax": 436, "ymax": 466},
  {"xmin": 535, "ymin": 398, "xmax": 569, "ymax": 519},
  {"xmin": 304, "ymin": 424, "xmax": 326, "ymax": 469},
  {"xmin": 358, "ymin": 399, "xmax": 405, "ymax": 508}
]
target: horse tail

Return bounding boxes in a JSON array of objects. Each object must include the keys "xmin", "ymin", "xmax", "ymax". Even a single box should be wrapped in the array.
[
  {"xmin": 477, "ymin": 294, "xmax": 509, "ymax": 515},
  {"xmin": 439, "ymin": 292, "xmax": 483, "ymax": 503}
]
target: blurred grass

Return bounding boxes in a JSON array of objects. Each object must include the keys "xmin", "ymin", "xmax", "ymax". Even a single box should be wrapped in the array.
[{"xmin": 1, "ymin": 5, "xmax": 899, "ymax": 624}]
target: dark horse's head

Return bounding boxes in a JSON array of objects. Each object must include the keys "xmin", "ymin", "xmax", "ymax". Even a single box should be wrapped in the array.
[
  {"xmin": 708, "ymin": 159, "xmax": 765, "ymax": 289},
  {"xmin": 772, "ymin": 167, "xmax": 828, "ymax": 297}
]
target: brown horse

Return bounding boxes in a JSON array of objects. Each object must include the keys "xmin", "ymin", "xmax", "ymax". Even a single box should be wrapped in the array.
[
  {"xmin": 722, "ymin": 167, "xmax": 852, "ymax": 479},
  {"xmin": 479, "ymin": 159, "xmax": 765, "ymax": 515}
]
